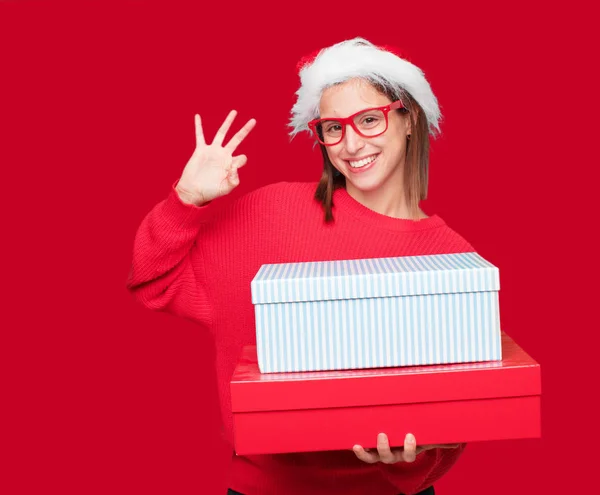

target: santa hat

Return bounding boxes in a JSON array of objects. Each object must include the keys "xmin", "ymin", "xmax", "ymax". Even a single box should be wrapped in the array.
[{"xmin": 289, "ymin": 37, "xmax": 441, "ymax": 138}]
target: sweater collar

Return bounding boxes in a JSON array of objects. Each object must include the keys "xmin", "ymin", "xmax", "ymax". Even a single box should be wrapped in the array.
[{"xmin": 332, "ymin": 187, "xmax": 446, "ymax": 232}]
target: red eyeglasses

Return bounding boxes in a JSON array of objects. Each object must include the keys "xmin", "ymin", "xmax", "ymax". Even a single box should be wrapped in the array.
[{"xmin": 308, "ymin": 100, "xmax": 405, "ymax": 146}]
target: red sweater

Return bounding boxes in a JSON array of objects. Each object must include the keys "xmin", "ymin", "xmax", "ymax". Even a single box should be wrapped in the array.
[{"xmin": 127, "ymin": 181, "xmax": 475, "ymax": 495}]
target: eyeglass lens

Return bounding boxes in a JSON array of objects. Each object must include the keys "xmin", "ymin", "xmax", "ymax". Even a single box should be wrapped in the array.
[{"xmin": 318, "ymin": 109, "xmax": 387, "ymax": 144}]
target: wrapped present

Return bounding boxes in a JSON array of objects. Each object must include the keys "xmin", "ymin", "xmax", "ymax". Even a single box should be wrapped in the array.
[
  {"xmin": 230, "ymin": 332, "xmax": 541, "ymax": 455},
  {"xmin": 251, "ymin": 252, "xmax": 501, "ymax": 373}
]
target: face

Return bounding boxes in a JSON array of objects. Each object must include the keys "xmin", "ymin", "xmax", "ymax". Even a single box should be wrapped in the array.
[{"xmin": 318, "ymin": 79, "xmax": 411, "ymax": 196}]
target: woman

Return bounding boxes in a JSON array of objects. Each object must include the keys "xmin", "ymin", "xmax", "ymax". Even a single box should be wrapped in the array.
[{"xmin": 128, "ymin": 37, "xmax": 473, "ymax": 495}]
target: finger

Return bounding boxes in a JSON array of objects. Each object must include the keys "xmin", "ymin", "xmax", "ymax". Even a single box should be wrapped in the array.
[
  {"xmin": 194, "ymin": 114, "xmax": 206, "ymax": 147},
  {"xmin": 376, "ymin": 433, "xmax": 396, "ymax": 464},
  {"xmin": 228, "ymin": 167, "xmax": 240, "ymax": 187},
  {"xmin": 402, "ymin": 433, "xmax": 417, "ymax": 463},
  {"xmin": 224, "ymin": 118, "xmax": 257, "ymax": 152},
  {"xmin": 231, "ymin": 154, "xmax": 248, "ymax": 170},
  {"xmin": 213, "ymin": 110, "xmax": 237, "ymax": 146},
  {"xmin": 353, "ymin": 445, "xmax": 379, "ymax": 464}
]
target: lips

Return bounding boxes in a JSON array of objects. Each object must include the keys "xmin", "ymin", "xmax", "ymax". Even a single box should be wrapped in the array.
[
  {"xmin": 348, "ymin": 154, "xmax": 377, "ymax": 168},
  {"xmin": 346, "ymin": 153, "xmax": 379, "ymax": 173}
]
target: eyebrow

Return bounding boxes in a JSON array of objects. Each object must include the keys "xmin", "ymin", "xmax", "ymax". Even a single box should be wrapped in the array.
[{"xmin": 319, "ymin": 106, "xmax": 384, "ymax": 118}]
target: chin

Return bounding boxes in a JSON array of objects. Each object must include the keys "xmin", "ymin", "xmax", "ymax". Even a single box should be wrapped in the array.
[{"xmin": 346, "ymin": 177, "xmax": 385, "ymax": 193}]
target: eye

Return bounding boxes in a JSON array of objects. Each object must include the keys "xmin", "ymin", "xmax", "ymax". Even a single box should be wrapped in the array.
[
  {"xmin": 360, "ymin": 115, "xmax": 381, "ymax": 127},
  {"xmin": 324, "ymin": 123, "xmax": 342, "ymax": 134}
]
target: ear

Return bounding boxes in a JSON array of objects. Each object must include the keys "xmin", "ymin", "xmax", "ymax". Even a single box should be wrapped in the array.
[{"xmin": 405, "ymin": 106, "xmax": 417, "ymax": 136}]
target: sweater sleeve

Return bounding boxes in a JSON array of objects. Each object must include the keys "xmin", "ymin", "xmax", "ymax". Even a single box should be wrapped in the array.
[
  {"xmin": 379, "ymin": 444, "xmax": 466, "ymax": 494},
  {"xmin": 126, "ymin": 184, "xmax": 216, "ymax": 326}
]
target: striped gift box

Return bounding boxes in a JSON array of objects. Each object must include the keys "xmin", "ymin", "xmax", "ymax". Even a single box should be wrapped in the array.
[{"xmin": 250, "ymin": 252, "xmax": 502, "ymax": 373}]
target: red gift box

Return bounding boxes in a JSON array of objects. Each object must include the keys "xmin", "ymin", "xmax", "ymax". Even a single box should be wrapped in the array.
[{"xmin": 230, "ymin": 331, "xmax": 541, "ymax": 455}]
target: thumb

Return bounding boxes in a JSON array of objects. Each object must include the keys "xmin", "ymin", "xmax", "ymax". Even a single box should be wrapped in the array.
[{"xmin": 232, "ymin": 154, "xmax": 248, "ymax": 170}]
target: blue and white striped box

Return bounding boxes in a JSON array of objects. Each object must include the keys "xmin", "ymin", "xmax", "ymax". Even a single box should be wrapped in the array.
[{"xmin": 251, "ymin": 252, "xmax": 502, "ymax": 373}]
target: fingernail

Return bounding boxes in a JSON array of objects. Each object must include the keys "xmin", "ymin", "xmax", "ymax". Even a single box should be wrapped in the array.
[{"xmin": 407, "ymin": 433, "xmax": 416, "ymax": 444}]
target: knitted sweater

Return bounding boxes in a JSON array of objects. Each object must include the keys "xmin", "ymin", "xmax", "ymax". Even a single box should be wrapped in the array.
[{"xmin": 127, "ymin": 181, "xmax": 474, "ymax": 495}]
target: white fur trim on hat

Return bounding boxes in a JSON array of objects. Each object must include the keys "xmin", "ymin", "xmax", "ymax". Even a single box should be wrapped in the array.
[{"xmin": 289, "ymin": 37, "xmax": 441, "ymax": 138}]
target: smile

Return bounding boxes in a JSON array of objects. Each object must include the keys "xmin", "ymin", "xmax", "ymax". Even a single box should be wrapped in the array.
[{"xmin": 347, "ymin": 154, "xmax": 378, "ymax": 169}]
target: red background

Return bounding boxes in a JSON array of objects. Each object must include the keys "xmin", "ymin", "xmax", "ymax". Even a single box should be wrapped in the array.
[{"xmin": 2, "ymin": 1, "xmax": 597, "ymax": 494}]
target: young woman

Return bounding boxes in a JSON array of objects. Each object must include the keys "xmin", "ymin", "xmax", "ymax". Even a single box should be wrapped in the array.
[{"xmin": 128, "ymin": 37, "xmax": 473, "ymax": 495}]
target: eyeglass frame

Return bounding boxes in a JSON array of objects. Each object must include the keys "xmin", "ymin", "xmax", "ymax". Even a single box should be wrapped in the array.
[{"xmin": 307, "ymin": 100, "xmax": 405, "ymax": 146}]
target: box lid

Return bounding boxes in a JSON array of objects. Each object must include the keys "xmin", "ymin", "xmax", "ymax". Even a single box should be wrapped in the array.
[
  {"xmin": 251, "ymin": 251, "xmax": 499, "ymax": 304},
  {"xmin": 230, "ymin": 331, "xmax": 540, "ymax": 412}
]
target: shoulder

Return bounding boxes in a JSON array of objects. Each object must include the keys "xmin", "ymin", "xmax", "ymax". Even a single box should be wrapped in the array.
[
  {"xmin": 203, "ymin": 182, "xmax": 319, "ymax": 223},
  {"xmin": 432, "ymin": 216, "xmax": 476, "ymax": 253},
  {"xmin": 238, "ymin": 181, "xmax": 319, "ymax": 210},
  {"xmin": 246, "ymin": 181, "xmax": 317, "ymax": 200}
]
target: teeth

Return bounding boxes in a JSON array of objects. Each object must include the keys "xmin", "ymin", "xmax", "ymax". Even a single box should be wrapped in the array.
[{"xmin": 349, "ymin": 155, "xmax": 376, "ymax": 168}]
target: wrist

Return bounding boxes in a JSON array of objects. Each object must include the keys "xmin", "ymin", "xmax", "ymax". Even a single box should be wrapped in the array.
[{"xmin": 175, "ymin": 182, "xmax": 205, "ymax": 206}]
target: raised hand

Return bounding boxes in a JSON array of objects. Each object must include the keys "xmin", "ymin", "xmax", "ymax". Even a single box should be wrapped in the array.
[{"xmin": 175, "ymin": 110, "xmax": 257, "ymax": 206}]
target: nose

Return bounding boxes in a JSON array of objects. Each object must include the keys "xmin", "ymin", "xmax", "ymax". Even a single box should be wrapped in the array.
[{"xmin": 342, "ymin": 124, "xmax": 365, "ymax": 154}]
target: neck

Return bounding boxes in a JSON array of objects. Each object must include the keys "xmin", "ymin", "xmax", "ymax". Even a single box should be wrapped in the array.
[{"xmin": 345, "ymin": 177, "xmax": 426, "ymax": 220}]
